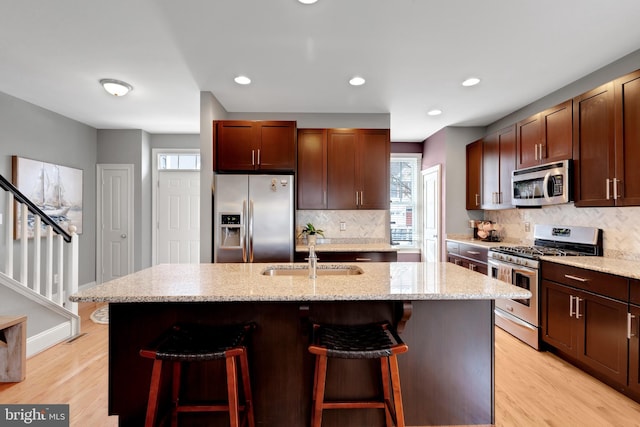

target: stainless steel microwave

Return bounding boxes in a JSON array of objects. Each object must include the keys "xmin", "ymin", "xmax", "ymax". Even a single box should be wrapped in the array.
[{"xmin": 512, "ymin": 160, "xmax": 572, "ymax": 207}]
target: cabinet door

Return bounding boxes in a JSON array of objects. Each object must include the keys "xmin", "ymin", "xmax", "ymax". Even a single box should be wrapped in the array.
[
  {"xmin": 573, "ymin": 82, "xmax": 616, "ymax": 207},
  {"xmin": 541, "ymin": 100, "xmax": 573, "ymax": 163},
  {"xmin": 481, "ymin": 132, "xmax": 499, "ymax": 208},
  {"xmin": 498, "ymin": 125, "xmax": 516, "ymax": 207},
  {"xmin": 615, "ymin": 70, "xmax": 640, "ymax": 206},
  {"xmin": 327, "ymin": 129, "xmax": 358, "ymax": 209},
  {"xmin": 516, "ymin": 113, "xmax": 541, "ymax": 169},
  {"xmin": 575, "ymin": 291, "xmax": 628, "ymax": 387},
  {"xmin": 216, "ymin": 121, "xmax": 258, "ymax": 171},
  {"xmin": 297, "ymin": 129, "xmax": 327, "ymax": 209},
  {"xmin": 357, "ymin": 129, "xmax": 390, "ymax": 209},
  {"xmin": 541, "ymin": 280, "xmax": 577, "ymax": 356},
  {"xmin": 466, "ymin": 139, "xmax": 482, "ymax": 210},
  {"xmin": 258, "ymin": 121, "xmax": 296, "ymax": 171},
  {"xmin": 629, "ymin": 304, "xmax": 640, "ymax": 396}
]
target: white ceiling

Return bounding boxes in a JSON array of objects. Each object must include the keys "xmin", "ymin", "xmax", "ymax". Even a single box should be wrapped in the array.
[{"xmin": 1, "ymin": 0, "xmax": 640, "ymax": 142}]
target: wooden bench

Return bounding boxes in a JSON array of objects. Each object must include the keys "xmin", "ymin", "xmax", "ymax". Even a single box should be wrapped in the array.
[{"xmin": 0, "ymin": 315, "xmax": 27, "ymax": 382}]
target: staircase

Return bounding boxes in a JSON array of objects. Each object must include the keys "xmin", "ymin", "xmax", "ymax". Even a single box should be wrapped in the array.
[{"xmin": 0, "ymin": 174, "xmax": 80, "ymax": 357}]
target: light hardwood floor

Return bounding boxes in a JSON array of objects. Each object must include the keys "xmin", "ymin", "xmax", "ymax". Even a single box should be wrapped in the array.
[{"xmin": 2, "ymin": 303, "xmax": 640, "ymax": 426}]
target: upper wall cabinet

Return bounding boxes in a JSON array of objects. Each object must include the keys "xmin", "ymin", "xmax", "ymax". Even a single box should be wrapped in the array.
[
  {"xmin": 482, "ymin": 125, "xmax": 516, "ymax": 209},
  {"xmin": 297, "ymin": 128, "xmax": 390, "ymax": 210},
  {"xmin": 214, "ymin": 120, "xmax": 296, "ymax": 172},
  {"xmin": 516, "ymin": 100, "xmax": 573, "ymax": 169},
  {"xmin": 573, "ymin": 70, "xmax": 640, "ymax": 207},
  {"xmin": 466, "ymin": 139, "xmax": 482, "ymax": 210}
]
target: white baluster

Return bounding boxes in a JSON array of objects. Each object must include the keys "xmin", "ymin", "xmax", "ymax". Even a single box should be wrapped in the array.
[
  {"xmin": 32, "ymin": 216, "xmax": 41, "ymax": 293},
  {"xmin": 5, "ymin": 192, "xmax": 14, "ymax": 277},
  {"xmin": 45, "ymin": 225, "xmax": 54, "ymax": 300},
  {"xmin": 19, "ymin": 204, "xmax": 28, "ymax": 285},
  {"xmin": 56, "ymin": 234, "xmax": 64, "ymax": 306},
  {"xmin": 66, "ymin": 225, "xmax": 79, "ymax": 315}
]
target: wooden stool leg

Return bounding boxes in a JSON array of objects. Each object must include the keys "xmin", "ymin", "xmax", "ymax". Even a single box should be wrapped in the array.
[
  {"xmin": 145, "ymin": 359, "xmax": 164, "ymax": 427},
  {"xmin": 171, "ymin": 362, "xmax": 182, "ymax": 427},
  {"xmin": 380, "ymin": 357, "xmax": 394, "ymax": 427},
  {"xmin": 389, "ymin": 354, "xmax": 405, "ymax": 427},
  {"xmin": 311, "ymin": 354, "xmax": 328, "ymax": 427},
  {"xmin": 239, "ymin": 349, "xmax": 255, "ymax": 427},
  {"xmin": 226, "ymin": 355, "xmax": 240, "ymax": 427}
]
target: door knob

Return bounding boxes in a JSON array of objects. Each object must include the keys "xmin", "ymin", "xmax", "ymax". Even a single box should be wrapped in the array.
[{"xmin": 121, "ymin": 234, "xmax": 127, "ymax": 238}]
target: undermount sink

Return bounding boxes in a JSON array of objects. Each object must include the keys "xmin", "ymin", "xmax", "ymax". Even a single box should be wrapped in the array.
[{"xmin": 261, "ymin": 265, "xmax": 364, "ymax": 276}]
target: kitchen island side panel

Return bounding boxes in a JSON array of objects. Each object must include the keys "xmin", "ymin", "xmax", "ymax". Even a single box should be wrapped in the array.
[{"xmin": 109, "ymin": 300, "xmax": 494, "ymax": 426}]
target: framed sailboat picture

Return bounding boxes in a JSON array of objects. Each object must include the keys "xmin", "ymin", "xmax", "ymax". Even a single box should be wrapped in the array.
[{"xmin": 12, "ymin": 156, "xmax": 83, "ymax": 238}]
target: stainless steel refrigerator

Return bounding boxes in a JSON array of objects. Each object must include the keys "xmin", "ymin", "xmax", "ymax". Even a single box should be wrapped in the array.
[{"xmin": 213, "ymin": 174, "xmax": 294, "ymax": 263}]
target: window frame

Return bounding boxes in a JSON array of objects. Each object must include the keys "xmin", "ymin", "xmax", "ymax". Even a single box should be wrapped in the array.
[{"xmin": 390, "ymin": 153, "xmax": 422, "ymax": 250}]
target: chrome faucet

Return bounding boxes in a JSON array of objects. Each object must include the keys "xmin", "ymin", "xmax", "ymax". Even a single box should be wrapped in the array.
[{"xmin": 308, "ymin": 245, "xmax": 318, "ymax": 279}]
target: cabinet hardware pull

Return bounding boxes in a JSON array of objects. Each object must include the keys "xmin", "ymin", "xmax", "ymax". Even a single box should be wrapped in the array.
[
  {"xmin": 629, "ymin": 313, "xmax": 637, "ymax": 339},
  {"xmin": 454, "ymin": 259, "xmax": 461, "ymax": 266},
  {"xmin": 606, "ymin": 178, "xmax": 611, "ymax": 200},
  {"xmin": 613, "ymin": 178, "xmax": 619, "ymax": 199},
  {"xmin": 257, "ymin": 149, "xmax": 261, "ymax": 165},
  {"xmin": 535, "ymin": 144, "xmax": 538, "ymax": 161},
  {"xmin": 355, "ymin": 191, "xmax": 359, "ymax": 206},
  {"xmin": 323, "ymin": 191, "xmax": 327, "ymax": 206},
  {"xmin": 569, "ymin": 295, "xmax": 575, "ymax": 317},
  {"xmin": 467, "ymin": 250, "xmax": 480, "ymax": 255},
  {"xmin": 355, "ymin": 258, "xmax": 372, "ymax": 261},
  {"xmin": 539, "ymin": 144, "xmax": 544, "ymax": 161},
  {"xmin": 575, "ymin": 297, "xmax": 583, "ymax": 319},
  {"xmin": 360, "ymin": 191, "xmax": 364, "ymax": 206},
  {"xmin": 475, "ymin": 194, "xmax": 479, "ymax": 206},
  {"xmin": 251, "ymin": 150, "xmax": 255, "ymax": 166},
  {"xmin": 564, "ymin": 274, "xmax": 589, "ymax": 283},
  {"xmin": 469, "ymin": 264, "xmax": 476, "ymax": 271}
]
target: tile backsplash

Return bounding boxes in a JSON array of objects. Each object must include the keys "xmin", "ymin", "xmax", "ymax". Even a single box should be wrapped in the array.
[
  {"xmin": 485, "ymin": 204, "xmax": 640, "ymax": 261},
  {"xmin": 296, "ymin": 210, "xmax": 389, "ymax": 243}
]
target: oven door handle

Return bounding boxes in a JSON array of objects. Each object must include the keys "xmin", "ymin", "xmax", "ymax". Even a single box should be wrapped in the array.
[
  {"xmin": 543, "ymin": 171, "xmax": 551, "ymax": 201},
  {"xmin": 495, "ymin": 309, "xmax": 537, "ymax": 331}
]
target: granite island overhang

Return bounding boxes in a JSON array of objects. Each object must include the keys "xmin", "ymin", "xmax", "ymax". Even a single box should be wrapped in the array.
[{"xmin": 71, "ymin": 262, "xmax": 530, "ymax": 427}]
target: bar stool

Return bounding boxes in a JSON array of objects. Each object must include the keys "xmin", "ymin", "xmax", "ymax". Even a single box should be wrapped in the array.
[
  {"xmin": 139, "ymin": 322, "xmax": 256, "ymax": 427},
  {"xmin": 308, "ymin": 321, "xmax": 408, "ymax": 427}
]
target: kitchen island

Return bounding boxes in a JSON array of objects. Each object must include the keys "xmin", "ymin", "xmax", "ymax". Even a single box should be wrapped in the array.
[{"xmin": 71, "ymin": 262, "xmax": 530, "ymax": 427}]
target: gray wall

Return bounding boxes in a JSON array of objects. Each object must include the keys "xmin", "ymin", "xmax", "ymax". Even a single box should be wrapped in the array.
[{"xmin": 0, "ymin": 91, "xmax": 97, "ymax": 286}]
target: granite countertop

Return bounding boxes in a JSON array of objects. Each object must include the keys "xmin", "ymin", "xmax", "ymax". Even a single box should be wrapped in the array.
[
  {"xmin": 541, "ymin": 256, "xmax": 640, "ymax": 280},
  {"xmin": 445, "ymin": 236, "xmax": 517, "ymax": 249},
  {"xmin": 295, "ymin": 242, "xmax": 397, "ymax": 252},
  {"xmin": 70, "ymin": 262, "xmax": 530, "ymax": 303}
]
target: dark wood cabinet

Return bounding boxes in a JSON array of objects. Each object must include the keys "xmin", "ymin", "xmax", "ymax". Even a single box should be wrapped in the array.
[
  {"xmin": 466, "ymin": 139, "xmax": 482, "ymax": 210},
  {"xmin": 630, "ymin": 280, "xmax": 640, "ymax": 397},
  {"xmin": 215, "ymin": 120, "xmax": 295, "ymax": 172},
  {"xmin": 326, "ymin": 128, "xmax": 389, "ymax": 210},
  {"xmin": 297, "ymin": 129, "xmax": 327, "ymax": 209},
  {"xmin": 541, "ymin": 261, "xmax": 629, "ymax": 389},
  {"xmin": 482, "ymin": 125, "xmax": 515, "ymax": 209},
  {"xmin": 446, "ymin": 241, "xmax": 488, "ymax": 275},
  {"xmin": 516, "ymin": 100, "xmax": 572, "ymax": 169},
  {"xmin": 572, "ymin": 83, "xmax": 616, "ymax": 206},
  {"xmin": 294, "ymin": 251, "xmax": 397, "ymax": 262},
  {"xmin": 614, "ymin": 69, "xmax": 640, "ymax": 206}
]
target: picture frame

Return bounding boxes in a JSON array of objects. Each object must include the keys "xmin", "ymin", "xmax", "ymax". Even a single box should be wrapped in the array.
[{"xmin": 12, "ymin": 156, "xmax": 83, "ymax": 239}]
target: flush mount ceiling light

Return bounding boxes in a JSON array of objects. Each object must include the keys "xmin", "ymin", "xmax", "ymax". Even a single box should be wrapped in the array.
[
  {"xmin": 427, "ymin": 109, "xmax": 442, "ymax": 116},
  {"xmin": 100, "ymin": 79, "xmax": 133, "ymax": 96},
  {"xmin": 234, "ymin": 75, "xmax": 251, "ymax": 85},
  {"xmin": 462, "ymin": 77, "xmax": 481, "ymax": 87},
  {"xmin": 298, "ymin": 0, "xmax": 318, "ymax": 4},
  {"xmin": 349, "ymin": 76, "xmax": 366, "ymax": 86}
]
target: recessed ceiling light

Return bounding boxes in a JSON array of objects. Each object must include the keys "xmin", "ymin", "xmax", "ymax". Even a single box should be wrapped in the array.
[
  {"xmin": 462, "ymin": 77, "xmax": 481, "ymax": 87},
  {"xmin": 427, "ymin": 109, "xmax": 442, "ymax": 116},
  {"xmin": 298, "ymin": 0, "xmax": 318, "ymax": 4},
  {"xmin": 234, "ymin": 75, "xmax": 251, "ymax": 85},
  {"xmin": 349, "ymin": 76, "xmax": 366, "ymax": 86},
  {"xmin": 100, "ymin": 79, "xmax": 133, "ymax": 97}
]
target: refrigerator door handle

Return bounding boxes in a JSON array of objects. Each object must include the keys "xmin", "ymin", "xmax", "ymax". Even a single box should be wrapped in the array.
[
  {"xmin": 249, "ymin": 199, "xmax": 255, "ymax": 262},
  {"xmin": 242, "ymin": 200, "xmax": 248, "ymax": 263}
]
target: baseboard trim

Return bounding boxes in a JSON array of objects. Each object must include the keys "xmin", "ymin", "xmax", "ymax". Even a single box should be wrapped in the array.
[{"xmin": 26, "ymin": 322, "xmax": 72, "ymax": 358}]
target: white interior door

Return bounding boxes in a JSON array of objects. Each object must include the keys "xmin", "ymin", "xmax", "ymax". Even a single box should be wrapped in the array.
[
  {"xmin": 422, "ymin": 164, "xmax": 441, "ymax": 262},
  {"xmin": 156, "ymin": 170, "xmax": 200, "ymax": 264},
  {"xmin": 97, "ymin": 164, "xmax": 134, "ymax": 284}
]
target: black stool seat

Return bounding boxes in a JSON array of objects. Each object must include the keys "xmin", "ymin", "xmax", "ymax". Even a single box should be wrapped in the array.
[
  {"xmin": 148, "ymin": 323, "xmax": 252, "ymax": 362},
  {"xmin": 140, "ymin": 322, "xmax": 256, "ymax": 427},
  {"xmin": 308, "ymin": 321, "xmax": 408, "ymax": 427}
]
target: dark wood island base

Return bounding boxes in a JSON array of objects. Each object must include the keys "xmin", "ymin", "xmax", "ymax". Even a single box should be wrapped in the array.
[{"xmin": 109, "ymin": 300, "xmax": 494, "ymax": 426}]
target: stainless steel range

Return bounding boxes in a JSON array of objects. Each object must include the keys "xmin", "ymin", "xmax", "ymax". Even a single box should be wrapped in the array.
[{"xmin": 489, "ymin": 224, "xmax": 602, "ymax": 349}]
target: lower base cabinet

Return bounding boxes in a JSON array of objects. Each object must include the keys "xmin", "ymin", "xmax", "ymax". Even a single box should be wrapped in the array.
[
  {"xmin": 294, "ymin": 251, "xmax": 397, "ymax": 263},
  {"xmin": 630, "ymin": 304, "xmax": 640, "ymax": 397}
]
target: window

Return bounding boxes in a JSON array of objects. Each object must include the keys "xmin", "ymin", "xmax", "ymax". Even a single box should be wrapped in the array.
[
  {"xmin": 390, "ymin": 154, "xmax": 422, "ymax": 248},
  {"xmin": 158, "ymin": 153, "xmax": 201, "ymax": 170}
]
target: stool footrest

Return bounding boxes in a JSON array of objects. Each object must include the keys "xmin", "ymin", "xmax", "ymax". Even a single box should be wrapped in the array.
[{"xmin": 321, "ymin": 401, "xmax": 386, "ymax": 409}]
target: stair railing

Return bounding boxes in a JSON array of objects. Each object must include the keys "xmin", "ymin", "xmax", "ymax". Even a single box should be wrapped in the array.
[{"xmin": 0, "ymin": 174, "xmax": 79, "ymax": 317}]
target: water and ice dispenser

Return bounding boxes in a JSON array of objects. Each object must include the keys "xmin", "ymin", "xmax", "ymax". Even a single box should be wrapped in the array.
[{"xmin": 219, "ymin": 213, "xmax": 242, "ymax": 248}]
